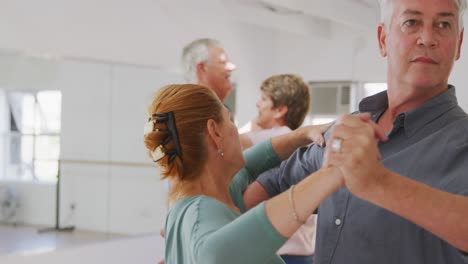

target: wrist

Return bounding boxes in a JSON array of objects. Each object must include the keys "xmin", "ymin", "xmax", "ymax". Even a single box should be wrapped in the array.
[
  {"xmin": 360, "ymin": 166, "xmax": 389, "ymax": 201},
  {"xmin": 322, "ymin": 167, "xmax": 345, "ymax": 189},
  {"xmin": 311, "ymin": 167, "xmax": 344, "ymax": 197},
  {"xmin": 296, "ymin": 126, "xmax": 311, "ymax": 145}
]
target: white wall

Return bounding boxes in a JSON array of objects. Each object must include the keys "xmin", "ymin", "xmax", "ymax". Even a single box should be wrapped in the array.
[
  {"xmin": 0, "ymin": 0, "xmax": 372, "ymax": 127},
  {"xmin": 449, "ymin": 25, "xmax": 468, "ymax": 111},
  {"xmin": 0, "ymin": 55, "xmax": 178, "ymax": 233}
]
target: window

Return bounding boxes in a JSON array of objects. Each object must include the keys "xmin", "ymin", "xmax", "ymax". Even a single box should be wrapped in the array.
[
  {"xmin": 305, "ymin": 81, "xmax": 387, "ymax": 126},
  {"xmin": 362, "ymin": 83, "xmax": 387, "ymax": 98},
  {"xmin": 1, "ymin": 90, "xmax": 62, "ymax": 182},
  {"xmin": 306, "ymin": 81, "xmax": 357, "ymax": 125}
]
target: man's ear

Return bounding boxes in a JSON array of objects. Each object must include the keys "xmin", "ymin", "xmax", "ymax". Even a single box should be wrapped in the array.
[
  {"xmin": 274, "ymin": 105, "xmax": 288, "ymax": 119},
  {"xmin": 206, "ymin": 119, "xmax": 222, "ymax": 149},
  {"xmin": 456, "ymin": 28, "xmax": 464, "ymax": 61},
  {"xmin": 196, "ymin": 62, "xmax": 206, "ymax": 82},
  {"xmin": 378, "ymin": 23, "xmax": 388, "ymax": 57}
]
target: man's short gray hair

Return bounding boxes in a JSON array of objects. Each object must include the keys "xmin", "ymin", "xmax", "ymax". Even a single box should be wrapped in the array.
[
  {"xmin": 379, "ymin": 0, "xmax": 467, "ymax": 32},
  {"xmin": 181, "ymin": 38, "xmax": 222, "ymax": 84}
]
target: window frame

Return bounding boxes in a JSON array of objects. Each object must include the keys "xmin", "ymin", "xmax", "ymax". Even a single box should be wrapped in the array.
[{"xmin": 1, "ymin": 89, "xmax": 62, "ymax": 182}]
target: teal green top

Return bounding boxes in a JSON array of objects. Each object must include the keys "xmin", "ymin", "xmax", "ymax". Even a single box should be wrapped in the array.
[{"xmin": 164, "ymin": 140, "xmax": 286, "ymax": 264}]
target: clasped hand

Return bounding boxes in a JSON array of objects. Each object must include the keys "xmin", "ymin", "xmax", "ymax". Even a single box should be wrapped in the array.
[{"xmin": 324, "ymin": 113, "xmax": 388, "ymax": 199}]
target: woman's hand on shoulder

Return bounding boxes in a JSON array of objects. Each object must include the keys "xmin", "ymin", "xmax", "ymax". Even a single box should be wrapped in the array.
[{"xmin": 302, "ymin": 122, "xmax": 333, "ymax": 147}]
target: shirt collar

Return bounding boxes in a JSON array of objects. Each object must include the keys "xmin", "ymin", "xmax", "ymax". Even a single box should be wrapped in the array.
[
  {"xmin": 358, "ymin": 85, "xmax": 459, "ymax": 137},
  {"xmin": 358, "ymin": 89, "xmax": 388, "ymax": 122}
]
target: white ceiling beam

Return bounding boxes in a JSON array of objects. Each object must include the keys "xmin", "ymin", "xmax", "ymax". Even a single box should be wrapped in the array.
[
  {"xmin": 223, "ymin": 0, "xmax": 332, "ymax": 38},
  {"xmin": 260, "ymin": 0, "xmax": 379, "ymax": 31}
]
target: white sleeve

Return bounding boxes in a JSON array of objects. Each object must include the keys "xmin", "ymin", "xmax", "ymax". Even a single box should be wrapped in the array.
[{"xmin": 247, "ymin": 126, "xmax": 291, "ymax": 145}]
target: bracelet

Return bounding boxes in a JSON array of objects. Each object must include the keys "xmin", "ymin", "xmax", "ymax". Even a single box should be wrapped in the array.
[{"xmin": 288, "ymin": 184, "xmax": 306, "ymax": 224}]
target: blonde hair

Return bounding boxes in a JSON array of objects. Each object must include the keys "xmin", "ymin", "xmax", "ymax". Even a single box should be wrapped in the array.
[
  {"xmin": 261, "ymin": 74, "xmax": 310, "ymax": 130},
  {"xmin": 144, "ymin": 84, "xmax": 223, "ymax": 201}
]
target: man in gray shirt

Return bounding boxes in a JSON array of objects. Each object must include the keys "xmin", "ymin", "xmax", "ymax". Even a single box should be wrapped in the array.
[{"xmin": 244, "ymin": 0, "xmax": 468, "ymax": 263}]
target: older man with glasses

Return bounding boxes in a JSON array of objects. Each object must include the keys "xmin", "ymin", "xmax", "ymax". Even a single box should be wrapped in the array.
[{"xmin": 181, "ymin": 38, "xmax": 236, "ymax": 102}]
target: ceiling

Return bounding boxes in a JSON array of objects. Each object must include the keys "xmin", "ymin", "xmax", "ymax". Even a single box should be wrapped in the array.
[
  {"xmin": 226, "ymin": 0, "xmax": 380, "ymax": 32},
  {"xmin": 0, "ymin": 0, "xmax": 382, "ymax": 68}
]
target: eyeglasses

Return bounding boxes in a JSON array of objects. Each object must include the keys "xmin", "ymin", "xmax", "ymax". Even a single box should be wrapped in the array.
[{"xmin": 204, "ymin": 60, "xmax": 236, "ymax": 71}]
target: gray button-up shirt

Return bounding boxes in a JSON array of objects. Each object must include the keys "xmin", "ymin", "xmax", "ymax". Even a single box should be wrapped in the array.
[{"xmin": 257, "ymin": 86, "xmax": 468, "ymax": 264}]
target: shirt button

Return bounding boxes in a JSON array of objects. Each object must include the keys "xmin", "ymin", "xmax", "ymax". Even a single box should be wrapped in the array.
[{"xmin": 335, "ymin": 218, "xmax": 342, "ymax": 226}]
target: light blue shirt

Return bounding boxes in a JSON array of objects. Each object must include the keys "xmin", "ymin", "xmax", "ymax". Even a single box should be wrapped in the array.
[{"xmin": 165, "ymin": 140, "xmax": 287, "ymax": 264}]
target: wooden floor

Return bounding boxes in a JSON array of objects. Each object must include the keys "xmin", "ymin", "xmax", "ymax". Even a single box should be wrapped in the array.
[{"xmin": 0, "ymin": 224, "xmax": 128, "ymax": 256}]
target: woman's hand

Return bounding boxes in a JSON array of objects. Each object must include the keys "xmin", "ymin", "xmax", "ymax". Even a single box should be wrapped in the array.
[
  {"xmin": 324, "ymin": 113, "xmax": 388, "ymax": 198},
  {"xmin": 302, "ymin": 122, "xmax": 333, "ymax": 147}
]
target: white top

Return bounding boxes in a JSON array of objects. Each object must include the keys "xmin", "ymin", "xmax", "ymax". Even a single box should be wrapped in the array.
[{"xmin": 246, "ymin": 126, "xmax": 292, "ymax": 145}]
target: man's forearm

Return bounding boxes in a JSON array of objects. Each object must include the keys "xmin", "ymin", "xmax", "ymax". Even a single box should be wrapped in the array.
[
  {"xmin": 366, "ymin": 169, "xmax": 468, "ymax": 252},
  {"xmin": 243, "ymin": 181, "xmax": 271, "ymax": 210}
]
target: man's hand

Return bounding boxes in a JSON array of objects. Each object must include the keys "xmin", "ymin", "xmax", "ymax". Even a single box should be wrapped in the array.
[{"xmin": 325, "ymin": 114, "xmax": 388, "ymax": 198}]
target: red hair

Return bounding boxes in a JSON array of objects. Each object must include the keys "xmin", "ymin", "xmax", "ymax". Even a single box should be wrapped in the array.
[{"xmin": 144, "ymin": 84, "xmax": 223, "ymax": 201}]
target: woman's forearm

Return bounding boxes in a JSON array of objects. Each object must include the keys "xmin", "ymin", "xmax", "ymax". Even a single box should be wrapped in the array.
[
  {"xmin": 264, "ymin": 167, "xmax": 343, "ymax": 238},
  {"xmin": 270, "ymin": 124, "xmax": 326, "ymax": 160}
]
